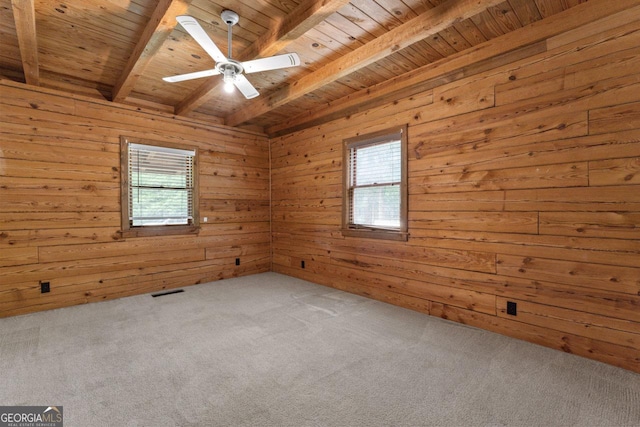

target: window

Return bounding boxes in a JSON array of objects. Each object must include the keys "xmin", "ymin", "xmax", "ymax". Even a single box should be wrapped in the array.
[
  {"xmin": 342, "ymin": 125, "xmax": 408, "ymax": 241},
  {"xmin": 120, "ymin": 137, "xmax": 199, "ymax": 237}
]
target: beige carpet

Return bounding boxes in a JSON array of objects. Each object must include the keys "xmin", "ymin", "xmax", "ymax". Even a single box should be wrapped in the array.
[{"xmin": 1, "ymin": 272, "xmax": 639, "ymax": 426}]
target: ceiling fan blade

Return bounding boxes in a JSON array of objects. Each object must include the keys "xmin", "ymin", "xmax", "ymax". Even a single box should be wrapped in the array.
[
  {"xmin": 233, "ymin": 74, "xmax": 259, "ymax": 99},
  {"xmin": 242, "ymin": 53, "xmax": 301, "ymax": 74},
  {"xmin": 176, "ymin": 15, "xmax": 227, "ymax": 64},
  {"xmin": 163, "ymin": 68, "xmax": 220, "ymax": 83}
]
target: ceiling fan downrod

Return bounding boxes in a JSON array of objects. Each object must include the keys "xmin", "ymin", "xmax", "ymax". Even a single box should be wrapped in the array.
[{"xmin": 221, "ymin": 10, "xmax": 239, "ymax": 60}]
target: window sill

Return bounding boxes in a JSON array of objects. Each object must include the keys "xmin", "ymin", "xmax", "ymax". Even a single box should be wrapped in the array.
[
  {"xmin": 341, "ymin": 228, "xmax": 408, "ymax": 242},
  {"xmin": 119, "ymin": 225, "xmax": 199, "ymax": 238}
]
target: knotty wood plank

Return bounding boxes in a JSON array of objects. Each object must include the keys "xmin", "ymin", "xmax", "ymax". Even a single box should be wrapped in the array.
[
  {"xmin": 277, "ymin": 259, "xmax": 495, "ymax": 315},
  {"xmin": 539, "ymin": 212, "xmax": 640, "ymax": 240},
  {"xmin": 0, "ymin": 80, "xmax": 270, "ymax": 319},
  {"xmin": 268, "ymin": 3, "xmax": 640, "ymax": 370},
  {"xmin": 226, "ymin": 0, "xmax": 505, "ymax": 127},
  {"xmin": 10, "ymin": 0, "xmax": 38, "ymax": 85},
  {"xmin": 327, "ymin": 249, "xmax": 498, "ymax": 296},
  {"xmin": 410, "ymin": 109, "xmax": 588, "ymax": 160},
  {"xmin": 410, "ymin": 130, "xmax": 640, "ymax": 177},
  {"xmin": 273, "ymin": 264, "xmax": 432, "ymax": 316},
  {"xmin": 410, "ymin": 211, "xmax": 539, "ymax": 234},
  {"xmin": 409, "ymin": 162, "xmax": 588, "ymax": 193},
  {"xmin": 590, "ymin": 156, "xmax": 640, "ymax": 186},
  {"xmin": 0, "ymin": 248, "xmax": 207, "ymax": 286},
  {"xmin": 0, "ymin": 194, "xmax": 119, "ymax": 213},
  {"xmin": 330, "ymin": 239, "xmax": 496, "ymax": 274},
  {"xmin": 38, "ymin": 236, "xmax": 207, "ymax": 263},
  {"xmin": 508, "ymin": 0, "xmax": 542, "ymax": 26},
  {"xmin": 431, "ymin": 303, "xmax": 640, "ymax": 373},
  {"xmin": 495, "ymin": 67, "xmax": 565, "ymax": 106},
  {"xmin": 268, "ymin": 0, "xmax": 638, "ymax": 136},
  {"xmin": 1, "ymin": 158, "xmax": 119, "ymax": 182},
  {"xmin": 547, "ymin": 5, "xmax": 640, "ymax": 50},
  {"xmin": 112, "ymin": 0, "xmax": 192, "ymax": 103},
  {"xmin": 496, "ymin": 297, "xmax": 640, "ymax": 349},
  {"xmin": 0, "ymin": 227, "xmax": 122, "ymax": 248},
  {"xmin": 408, "ymin": 229, "xmax": 640, "ymax": 269},
  {"xmin": 0, "ymin": 260, "xmax": 269, "ymax": 318},
  {"xmin": 272, "ymin": 230, "xmax": 640, "ymax": 322},
  {"xmin": 564, "ymin": 47, "xmax": 640, "ymax": 92},
  {"xmin": 1, "ymin": 176, "xmax": 119, "ymax": 197},
  {"xmin": 0, "ymin": 211, "xmax": 120, "ymax": 230},
  {"xmin": 0, "ymin": 247, "xmax": 38, "ymax": 268},
  {"xmin": 0, "ymin": 79, "xmax": 267, "ymax": 139},
  {"xmin": 590, "ymin": 101, "xmax": 640, "ymax": 135},
  {"xmin": 504, "ymin": 186, "xmax": 640, "ymax": 212},
  {"xmin": 496, "ymin": 254, "xmax": 640, "ymax": 295},
  {"xmin": 409, "ymin": 190, "xmax": 506, "ymax": 212}
]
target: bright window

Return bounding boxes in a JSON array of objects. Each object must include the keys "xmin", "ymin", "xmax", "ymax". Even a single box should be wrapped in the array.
[
  {"xmin": 120, "ymin": 137, "xmax": 199, "ymax": 237},
  {"xmin": 342, "ymin": 125, "xmax": 408, "ymax": 241}
]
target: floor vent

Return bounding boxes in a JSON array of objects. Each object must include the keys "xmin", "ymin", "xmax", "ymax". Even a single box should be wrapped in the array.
[{"xmin": 152, "ymin": 289, "xmax": 185, "ymax": 298}]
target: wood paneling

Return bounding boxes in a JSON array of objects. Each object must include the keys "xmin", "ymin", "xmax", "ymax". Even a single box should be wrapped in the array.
[
  {"xmin": 271, "ymin": 1, "xmax": 640, "ymax": 373},
  {"xmin": 0, "ymin": 0, "xmax": 603, "ymax": 130},
  {"xmin": 0, "ymin": 80, "xmax": 270, "ymax": 317},
  {"xmin": 2, "ymin": 0, "xmax": 639, "ymax": 376}
]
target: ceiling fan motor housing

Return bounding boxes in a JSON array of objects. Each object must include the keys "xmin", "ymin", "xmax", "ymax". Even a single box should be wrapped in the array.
[
  {"xmin": 216, "ymin": 59, "xmax": 243, "ymax": 76},
  {"xmin": 164, "ymin": 12, "xmax": 300, "ymax": 100},
  {"xmin": 221, "ymin": 10, "xmax": 239, "ymax": 26}
]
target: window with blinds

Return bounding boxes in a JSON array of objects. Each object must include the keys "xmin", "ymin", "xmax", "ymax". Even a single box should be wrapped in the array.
[
  {"xmin": 342, "ymin": 125, "xmax": 408, "ymax": 241},
  {"xmin": 120, "ymin": 137, "xmax": 199, "ymax": 236}
]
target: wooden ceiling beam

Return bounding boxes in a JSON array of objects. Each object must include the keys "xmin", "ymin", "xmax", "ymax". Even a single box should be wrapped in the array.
[
  {"xmin": 225, "ymin": 0, "xmax": 505, "ymax": 127},
  {"xmin": 112, "ymin": 0, "xmax": 192, "ymax": 104},
  {"xmin": 267, "ymin": 0, "xmax": 640, "ymax": 136},
  {"xmin": 174, "ymin": 0, "xmax": 352, "ymax": 116},
  {"xmin": 11, "ymin": 0, "xmax": 39, "ymax": 86}
]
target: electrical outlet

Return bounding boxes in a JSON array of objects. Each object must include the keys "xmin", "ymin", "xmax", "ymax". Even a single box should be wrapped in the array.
[
  {"xmin": 301, "ymin": 260, "xmax": 305, "ymax": 269},
  {"xmin": 40, "ymin": 281, "xmax": 50, "ymax": 293},
  {"xmin": 235, "ymin": 258, "xmax": 240, "ymax": 266},
  {"xmin": 506, "ymin": 301, "xmax": 517, "ymax": 316}
]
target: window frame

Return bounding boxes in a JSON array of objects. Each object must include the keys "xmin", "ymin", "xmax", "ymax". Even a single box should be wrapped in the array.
[
  {"xmin": 120, "ymin": 136, "xmax": 200, "ymax": 238},
  {"xmin": 341, "ymin": 125, "xmax": 408, "ymax": 242}
]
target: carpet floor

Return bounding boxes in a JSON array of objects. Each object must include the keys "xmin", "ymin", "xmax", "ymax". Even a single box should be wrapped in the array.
[{"xmin": 1, "ymin": 272, "xmax": 639, "ymax": 426}]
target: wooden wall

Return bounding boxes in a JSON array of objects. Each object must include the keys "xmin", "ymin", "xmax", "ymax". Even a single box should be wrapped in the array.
[
  {"xmin": 0, "ymin": 81, "xmax": 270, "ymax": 317},
  {"xmin": 271, "ymin": 4, "xmax": 640, "ymax": 372}
]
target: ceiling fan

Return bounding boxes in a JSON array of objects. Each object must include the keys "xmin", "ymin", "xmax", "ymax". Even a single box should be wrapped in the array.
[{"xmin": 163, "ymin": 11, "xmax": 301, "ymax": 99}]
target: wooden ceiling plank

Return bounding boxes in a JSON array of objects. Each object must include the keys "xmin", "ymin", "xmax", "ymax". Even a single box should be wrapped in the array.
[
  {"xmin": 508, "ymin": 0, "xmax": 543, "ymax": 26},
  {"xmin": 174, "ymin": 0, "xmax": 352, "ymax": 116},
  {"xmin": 486, "ymin": 2, "xmax": 523, "ymax": 33},
  {"xmin": 453, "ymin": 19, "xmax": 489, "ymax": 45},
  {"xmin": 439, "ymin": 26, "xmax": 473, "ymax": 52},
  {"xmin": 249, "ymin": 0, "xmax": 353, "ymax": 59},
  {"xmin": 266, "ymin": 0, "xmax": 636, "ymax": 136},
  {"xmin": 112, "ymin": 0, "xmax": 192, "ymax": 104},
  {"xmin": 470, "ymin": 9, "xmax": 508, "ymax": 40},
  {"xmin": 226, "ymin": 0, "xmax": 505, "ymax": 127},
  {"xmin": 534, "ymin": 0, "xmax": 565, "ymax": 19},
  {"xmin": 10, "ymin": 0, "xmax": 39, "ymax": 85}
]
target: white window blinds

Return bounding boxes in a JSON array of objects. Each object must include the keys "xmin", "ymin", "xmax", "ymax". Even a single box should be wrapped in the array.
[
  {"xmin": 128, "ymin": 143, "xmax": 195, "ymax": 227},
  {"xmin": 348, "ymin": 138, "xmax": 402, "ymax": 229}
]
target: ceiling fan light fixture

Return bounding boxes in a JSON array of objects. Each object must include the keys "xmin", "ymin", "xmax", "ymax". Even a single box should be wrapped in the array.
[
  {"xmin": 223, "ymin": 67, "xmax": 236, "ymax": 93},
  {"xmin": 164, "ymin": 14, "xmax": 300, "ymax": 99}
]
